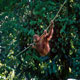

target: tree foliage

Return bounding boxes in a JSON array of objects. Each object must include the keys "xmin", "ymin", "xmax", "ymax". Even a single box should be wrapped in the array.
[{"xmin": 0, "ymin": 0, "xmax": 80, "ymax": 80}]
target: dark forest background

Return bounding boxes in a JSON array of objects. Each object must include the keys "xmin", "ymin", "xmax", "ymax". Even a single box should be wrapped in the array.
[{"xmin": 0, "ymin": 0, "xmax": 80, "ymax": 80}]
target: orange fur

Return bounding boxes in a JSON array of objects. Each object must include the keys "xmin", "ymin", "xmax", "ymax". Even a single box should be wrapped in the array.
[{"xmin": 32, "ymin": 20, "xmax": 54, "ymax": 56}]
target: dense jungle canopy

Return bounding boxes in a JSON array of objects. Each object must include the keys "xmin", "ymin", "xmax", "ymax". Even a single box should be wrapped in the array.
[{"xmin": 0, "ymin": 0, "xmax": 80, "ymax": 80}]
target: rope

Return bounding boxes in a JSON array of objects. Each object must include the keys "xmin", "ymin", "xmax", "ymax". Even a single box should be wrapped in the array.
[
  {"xmin": 7, "ymin": 0, "xmax": 67, "ymax": 60},
  {"xmin": 6, "ymin": 0, "xmax": 67, "ymax": 65},
  {"xmin": 40, "ymin": 0, "xmax": 67, "ymax": 38},
  {"xmin": 16, "ymin": 43, "xmax": 35, "ymax": 57},
  {"xmin": 46, "ymin": 0, "xmax": 67, "ymax": 31},
  {"xmin": 6, "ymin": 43, "xmax": 35, "ymax": 64},
  {"xmin": 16, "ymin": 0, "xmax": 67, "ymax": 57}
]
